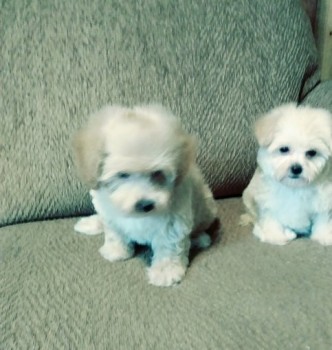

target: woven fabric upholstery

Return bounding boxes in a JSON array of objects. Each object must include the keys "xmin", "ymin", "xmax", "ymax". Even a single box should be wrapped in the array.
[
  {"xmin": 1, "ymin": 0, "xmax": 318, "ymax": 226},
  {"xmin": 2, "ymin": 199, "xmax": 332, "ymax": 349},
  {"xmin": 302, "ymin": 81, "xmax": 332, "ymax": 112}
]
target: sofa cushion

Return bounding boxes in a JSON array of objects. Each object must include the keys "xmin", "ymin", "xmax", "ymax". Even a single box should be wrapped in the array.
[
  {"xmin": 1, "ymin": 0, "xmax": 318, "ymax": 226},
  {"xmin": 302, "ymin": 81, "xmax": 332, "ymax": 111},
  {"xmin": 1, "ymin": 198, "xmax": 332, "ymax": 349}
]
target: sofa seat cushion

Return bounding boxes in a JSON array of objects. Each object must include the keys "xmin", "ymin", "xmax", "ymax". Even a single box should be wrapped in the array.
[{"xmin": 1, "ymin": 198, "xmax": 332, "ymax": 349}]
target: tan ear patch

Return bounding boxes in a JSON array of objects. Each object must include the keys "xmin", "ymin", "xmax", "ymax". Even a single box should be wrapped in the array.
[
  {"xmin": 254, "ymin": 115, "xmax": 279, "ymax": 147},
  {"xmin": 255, "ymin": 103, "xmax": 297, "ymax": 147},
  {"xmin": 72, "ymin": 125, "xmax": 104, "ymax": 189},
  {"xmin": 175, "ymin": 134, "xmax": 196, "ymax": 185}
]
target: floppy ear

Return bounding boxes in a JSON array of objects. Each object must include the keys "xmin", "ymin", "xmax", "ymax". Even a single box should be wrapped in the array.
[
  {"xmin": 328, "ymin": 115, "xmax": 332, "ymax": 154},
  {"xmin": 175, "ymin": 134, "xmax": 196, "ymax": 185},
  {"xmin": 72, "ymin": 122, "xmax": 105, "ymax": 189},
  {"xmin": 254, "ymin": 114, "xmax": 279, "ymax": 147},
  {"xmin": 330, "ymin": 123, "xmax": 332, "ymax": 154},
  {"xmin": 255, "ymin": 103, "xmax": 296, "ymax": 147}
]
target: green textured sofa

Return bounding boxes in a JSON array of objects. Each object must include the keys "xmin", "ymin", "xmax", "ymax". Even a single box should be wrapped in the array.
[{"xmin": 2, "ymin": 1, "xmax": 332, "ymax": 349}]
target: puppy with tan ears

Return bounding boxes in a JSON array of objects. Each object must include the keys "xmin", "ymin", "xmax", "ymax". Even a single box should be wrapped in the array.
[
  {"xmin": 242, "ymin": 103, "xmax": 332, "ymax": 245},
  {"xmin": 73, "ymin": 105, "xmax": 218, "ymax": 287}
]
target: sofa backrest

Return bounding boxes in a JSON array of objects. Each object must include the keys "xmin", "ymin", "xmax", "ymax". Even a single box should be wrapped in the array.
[{"xmin": 0, "ymin": 0, "xmax": 318, "ymax": 226}]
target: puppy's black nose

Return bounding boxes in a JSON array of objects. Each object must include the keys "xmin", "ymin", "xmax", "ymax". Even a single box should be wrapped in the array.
[
  {"xmin": 135, "ymin": 199, "xmax": 155, "ymax": 213},
  {"xmin": 290, "ymin": 164, "xmax": 303, "ymax": 176}
]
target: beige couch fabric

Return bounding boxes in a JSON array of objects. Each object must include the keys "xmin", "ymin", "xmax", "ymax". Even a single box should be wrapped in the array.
[
  {"xmin": 1, "ymin": 199, "xmax": 332, "ymax": 349},
  {"xmin": 1, "ymin": 0, "xmax": 318, "ymax": 226}
]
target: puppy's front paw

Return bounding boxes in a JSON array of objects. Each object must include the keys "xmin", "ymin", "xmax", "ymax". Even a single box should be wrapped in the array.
[
  {"xmin": 99, "ymin": 241, "xmax": 134, "ymax": 262},
  {"xmin": 239, "ymin": 213, "xmax": 254, "ymax": 226},
  {"xmin": 147, "ymin": 259, "xmax": 187, "ymax": 287},
  {"xmin": 74, "ymin": 215, "xmax": 103, "ymax": 235},
  {"xmin": 253, "ymin": 224, "xmax": 296, "ymax": 245},
  {"xmin": 311, "ymin": 230, "xmax": 332, "ymax": 246}
]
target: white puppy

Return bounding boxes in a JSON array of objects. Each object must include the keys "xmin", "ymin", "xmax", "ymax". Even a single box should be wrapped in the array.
[
  {"xmin": 73, "ymin": 104, "xmax": 218, "ymax": 286},
  {"xmin": 242, "ymin": 103, "xmax": 332, "ymax": 245}
]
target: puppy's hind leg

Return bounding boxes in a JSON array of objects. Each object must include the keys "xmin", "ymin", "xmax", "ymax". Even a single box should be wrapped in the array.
[
  {"xmin": 191, "ymin": 233, "xmax": 211, "ymax": 249},
  {"xmin": 74, "ymin": 214, "xmax": 104, "ymax": 235},
  {"xmin": 240, "ymin": 185, "xmax": 257, "ymax": 226},
  {"xmin": 191, "ymin": 218, "xmax": 221, "ymax": 248}
]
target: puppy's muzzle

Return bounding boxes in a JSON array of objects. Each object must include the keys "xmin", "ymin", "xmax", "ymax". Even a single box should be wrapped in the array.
[
  {"xmin": 290, "ymin": 163, "xmax": 303, "ymax": 177},
  {"xmin": 135, "ymin": 199, "xmax": 155, "ymax": 213}
]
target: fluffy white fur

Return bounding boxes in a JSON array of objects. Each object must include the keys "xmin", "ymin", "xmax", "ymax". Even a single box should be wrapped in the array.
[
  {"xmin": 242, "ymin": 103, "xmax": 332, "ymax": 245},
  {"xmin": 73, "ymin": 104, "xmax": 218, "ymax": 286}
]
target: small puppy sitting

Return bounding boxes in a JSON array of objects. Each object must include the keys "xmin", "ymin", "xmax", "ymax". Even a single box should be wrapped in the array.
[
  {"xmin": 73, "ymin": 104, "xmax": 218, "ymax": 286},
  {"xmin": 242, "ymin": 103, "xmax": 332, "ymax": 245}
]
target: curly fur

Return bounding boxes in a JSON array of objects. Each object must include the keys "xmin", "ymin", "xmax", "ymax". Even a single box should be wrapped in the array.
[
  {"xmin": 73, "ymin": 104, "xmax": 218, "ymax": 286},
  {"xmin": 242, "ymin": 103, "xmax": 332, "ymax": 245}
]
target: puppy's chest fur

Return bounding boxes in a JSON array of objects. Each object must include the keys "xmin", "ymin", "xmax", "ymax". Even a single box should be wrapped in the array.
[
  {"xmin": 92, "ymin": 188, "xmax": 191, "ymax": 246},
  {"xmin": 270, "ymin": 186, "xmax": 314, "ymax": 233},
  {"xmin": 250, "ymin": 174, "xmax": 332, "ymax": 234},
  {"xmin": 265, "ymin": 183, "xmax": 332, "ymax": 234},
  {"xmin": 110, "ymin": 214, "xmax": 188, "ymax": 246}
]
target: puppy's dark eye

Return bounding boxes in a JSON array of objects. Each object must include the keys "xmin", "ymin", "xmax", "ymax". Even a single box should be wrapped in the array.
[
  {"xmin": 279, "ymin": 146, "xmax": 290, "ymax": 154},
  {"xmin": 117, "ymin": 172, "xmax": 130, "ymax": 179},
  {"xmin": 151, "ymin": 170, "xmax": 166, "ymax": 185},
  {"xmin": 306, "ymin": 150, "xmax": 317, "ymax": 158}
]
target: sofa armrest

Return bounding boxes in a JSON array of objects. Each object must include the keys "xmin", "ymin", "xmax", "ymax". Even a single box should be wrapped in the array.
[{"xmin": 301, "ymin": 80, "xmax": 332, "ymax": 112}]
